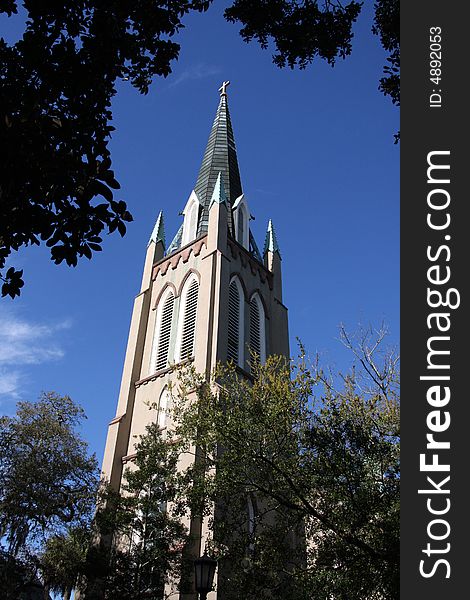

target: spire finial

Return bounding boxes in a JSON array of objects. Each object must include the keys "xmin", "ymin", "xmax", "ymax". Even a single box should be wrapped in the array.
[
  {"xmin": 263, "ymin": 219, "xmax": 281, "ymax": 256},
  {"xmin": 219, "ymin": 80, "xmax": 230, "ymax": 97}
]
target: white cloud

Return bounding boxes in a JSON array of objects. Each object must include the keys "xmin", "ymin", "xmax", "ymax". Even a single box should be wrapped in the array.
[
  {"xmin": 0, "ymin": 309, "xmax": 71, "ymax": 399},
  {"xmin": 0, "ymin": 369, "xmax": 21, "ymax": 398},
  {"xmin": 169, "ymin": 63, "xmax": 222, "ymax": 88}
]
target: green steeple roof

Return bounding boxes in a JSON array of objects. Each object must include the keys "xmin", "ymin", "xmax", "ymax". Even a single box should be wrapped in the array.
[
  {"xmin": 148, "ymin": 211, "xmax": 165, "ymax": 247},
  {"xmin": 195, "ymin": 86, "xmax": 242, "ymax": 235},
  {"xmin": 263, "ymin": 219, "xmax": 281, "ymax": 256}
]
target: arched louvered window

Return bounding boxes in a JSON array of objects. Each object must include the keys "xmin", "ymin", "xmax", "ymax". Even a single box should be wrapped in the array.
[
  {"xmin": 228, "ymin": 277, "xmax": 244, "ymax": 367},
  {"xmin": 150, "ymin": 289, "xmax": 175, "ymax": 373},
  {"xmin": 177, "ymin": 276, "xmax": 199, "ymax": 361},
  {"xmin": 249, "ymin": 294, "xmax": 266, "ymax": 367}
]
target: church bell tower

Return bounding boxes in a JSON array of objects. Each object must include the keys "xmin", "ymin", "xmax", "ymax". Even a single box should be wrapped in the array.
[{"xmin": 100, "ymin": 82, "xmax": 290, "ymax": 594}]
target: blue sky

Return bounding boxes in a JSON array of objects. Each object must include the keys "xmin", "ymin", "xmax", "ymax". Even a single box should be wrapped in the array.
[{"xmin": 0, "ymin": 1, "xmax": 399, "ymax": 462}]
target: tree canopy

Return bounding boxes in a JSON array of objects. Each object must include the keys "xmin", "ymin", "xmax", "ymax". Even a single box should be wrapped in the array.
[
  {"xmin": 1, "ymin": 0, "xmax": 398, "ymax": 298},
  {"xmin": 225, "ymin": 0, "xmax": 399, "ymax": 107},
  {"xmin": 96, "ymin": 423, "xmax": 189, "ymax": 599},
  {"xmin": 0, "ymin": 392, "xmax": 99, "ymax": 595},
  {"xmin": 40, "ymin": 526, "xmax": 92, "ymax": 600},
  {"xmin": 72, "ymin": 328, "xmax": 399, "ymax": 600},
  {"xmin": 0, "ymin": 0, "xmax": 211, "ymax": 298},
  {"xmin": 170, "ymin": 328, "xmax": 399, "ymax": 599}
]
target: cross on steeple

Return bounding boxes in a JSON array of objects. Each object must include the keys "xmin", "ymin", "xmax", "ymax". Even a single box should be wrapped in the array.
[
  {"xmin": 194, "ymin": 80, "xmax": 241, "ymax": 236},
  {"xmin": 219, "ymin": 80, "xmax": 230, "ymax": 97}
]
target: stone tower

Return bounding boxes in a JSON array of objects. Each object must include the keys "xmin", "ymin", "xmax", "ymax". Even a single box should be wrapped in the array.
[{"xmin": 100, "ymin": 83, "xmax": 289, "ymax": 596}]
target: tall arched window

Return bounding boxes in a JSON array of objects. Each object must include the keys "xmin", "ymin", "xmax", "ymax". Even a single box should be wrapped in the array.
[
  {"xmin": 228, "ymin": 277, "xmax": 244, "ymax": 367},
  {"xmin": 249, "ymin": 293, "xmax": 266, "ymax": 366},
  {"xmin": 177, "ymin": 275, "xmax": 199, "ymax": 361},
  {"xmin": 237, "ymin": 208, "xmax": 245, "ymax": 245},
  {"xmin": 189, "ymin": 201, "xmax": 198, "ymax": 237},
  {"xmin": 150, "ymin": 289, "xmax": 175, "ymax": 373},
  {"xmin": 233, "ymin": 195, "xmax": 250, "ymax": 249},
  {"xmin": 182, "ymin": 193, "xmax": 200, "ymax": 246},
  {"xmin": 158, "ymin": 387, "xmax": 169, "ymax": 429}
]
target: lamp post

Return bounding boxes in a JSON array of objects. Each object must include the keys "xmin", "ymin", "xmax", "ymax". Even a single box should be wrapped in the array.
[{"xmin": 194, "ymin": 552, "xmax": 217, "ymax": 600}]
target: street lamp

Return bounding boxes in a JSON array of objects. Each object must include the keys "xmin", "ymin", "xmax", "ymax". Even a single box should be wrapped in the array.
[{"xmin": 194, "ymin": 552, "xmax": 217, "ymax": 600}]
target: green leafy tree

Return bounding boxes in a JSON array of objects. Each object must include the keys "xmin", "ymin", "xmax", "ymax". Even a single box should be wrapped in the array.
[
  {"xmin": 0, "ymin": 548, "xmax": 41, "ymax": 600},
  {"xmin": 373, "ymin": 0, "xmax": 400, "ymax": 106},
  {"xmin": 171, "ymin": 326, "xmax": 399, "ymax": 599},
  {"xmin": 225, "ymin": 0, "xmax": 399, "ymax": 107},
  {"xmin": 0, "ymin": 392, "xmax": 99, "ymax": 556},
  {"xmin": 0, "ymin": 0, "xmax": 210, "ymax": 298},
  {"xmin": 36, "ymin": 422, "xmax": 189, "ymax": 599},
  {"xmin": 77, "ymin": 327, "xmax": 398, "ymax": 599},
  {"xmin": 40, "ymin": 526, "xmax": 92, "ymax": 600},
  {"xmin": 86, "ymin": 423, "xmax": 190, "ymax": 600}
]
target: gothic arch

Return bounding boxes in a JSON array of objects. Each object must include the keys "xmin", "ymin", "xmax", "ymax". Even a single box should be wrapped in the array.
[
  {"xmin": 177, "ymin": 268, "xmax": 201, "ymax": 297},
  {"xmin": 175, "ymin": 273, "xmax": 200, "ymax": 362},
  {"xmin": 229, "ymin": 270, "xmax": 249, "ymax": 298},
  {"xmin": 248, "ymin": 289, "xmax": 269, "ymax": 319},
  {"xmin": 233, "ymin": 194, "xmax": 250, "ymax": 249},
  {"xmin": 228, "ymin": 276, "xmax": 245, "ymax": 368},
  {"xmin": 181, "ymin": 191, "xmax": 201, "ymax": 246},
  {"xmin": 150, "ymin": 287, "xmax": 176, "ymax": 373},
  {"xmin": 152, "ymin": 282, "xmax": 177, "ymax": 310},
  {"xmin": 248, "ymin": 292, "xmax": 266, "ymax": 366}
]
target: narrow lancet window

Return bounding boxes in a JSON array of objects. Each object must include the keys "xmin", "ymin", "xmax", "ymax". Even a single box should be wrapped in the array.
[
  {"xmin": 237, "ymin": 208, "xmax": 244, "ymax": 245},
  {"xmin": 182, "ymin": 194, "xmax": 200, "ymax": 246},
  {"xmin": 150, "ymin": 290, "xmax": 175, "ymax": 373},
  {"xmin": 178, "ymin": 276, "xmax": 199, "ymax": 361},
  {"xmin": 249, "ymin": 294, "xmax": 266, "ymax": 367},
  {"xmin": 158, "ymin": 387, "xmax": 169, "ymax": 429},
  {"xmin": 228, "ymin": 277, "xmax": 244, "ymax": 367}
]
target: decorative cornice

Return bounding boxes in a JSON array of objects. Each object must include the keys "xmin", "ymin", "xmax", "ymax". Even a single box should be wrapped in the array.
[
  {"xmin": 152, "ymin": 235, "xmax": 207, "ymax": 280},
  {"xmin": 135, "ymin": 366, "xmax": 172, "ymax": 388},
  {"xmin": 227, "ymin": 238, "xmax": 273, "ymax": 289},
  {"xmin": 108, "ymin": 413, "xmax": 125, "ymax": 426},
  {"xmin": 135, "ymin": 357, "xmax": 194, "ymax": 389},
  {"xmin": 122, "ymin": 452, "xmax": 137, "ymax": 464}
]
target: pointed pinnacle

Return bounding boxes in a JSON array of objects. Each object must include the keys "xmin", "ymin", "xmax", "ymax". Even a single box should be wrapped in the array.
[
  {"xmin": 148, "ymin": 211, "xmax": 165, "ymax": 248},
  {"xmin": 209, "ymin": 172, "xmax": 228, "ymax": 207},
  {"xmin": 263, "ymin": 219, "xmax": 281, "ymax": 256}
]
